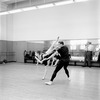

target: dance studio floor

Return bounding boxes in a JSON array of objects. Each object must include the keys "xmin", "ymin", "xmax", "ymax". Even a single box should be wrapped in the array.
[{"xmin": 0, "ymin": 63, "xmax": 100, "ymax": 100}]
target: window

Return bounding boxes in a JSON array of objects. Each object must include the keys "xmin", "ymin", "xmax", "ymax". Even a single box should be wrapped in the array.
[
  {"xmin": 80, "ymin": 45, "xmax": 86, "ymax": 50},
  {"xmin": 70, "ymin": 45, "xmax": 76, "ymax": 50},
  {"xmin": 70, "ymin": 40, "xmax": 87, "ymax": 50}
]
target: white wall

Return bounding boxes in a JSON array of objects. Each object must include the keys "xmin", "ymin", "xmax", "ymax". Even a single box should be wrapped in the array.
[
  {"xmin": 0, "ymin": 3, "xmax": 1, "ymax": 40},
  {"xmin": 6, "ymin": 15, "xmax": 13, "ymax": 41},
  {"xmin": 12, "ymin": 0, "xmax": 99, "ymax": 41},
  {"xmin": 0, "ymin": 17, "xmax": 1, "ymax": 40},
  {"xmin": 98, "ymin": 0, "xmax": 100, "ymax": 38},
  {"xmin": 0, "ymin": 0, "xmax": 99, "ymax": 41},
  {"xmin": 0, "ymin": 2, "xmax": 8, "ymax": 40},
  {"xmin": 0, "ymin": 15, "xmax": 13, "ymax": 41}
]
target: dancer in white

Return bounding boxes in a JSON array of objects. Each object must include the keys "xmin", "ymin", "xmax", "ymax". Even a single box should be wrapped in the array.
[
  {"xmin": 34, "ymin": 37, "xmax": 60, "ymax": 80},
  {"xmin": 41, "ymin": 37, "xmax": 60, "ymax": 80},
  {"xmin": 42, "ymin": 50, "xmax": 58, "ymax": 80}
]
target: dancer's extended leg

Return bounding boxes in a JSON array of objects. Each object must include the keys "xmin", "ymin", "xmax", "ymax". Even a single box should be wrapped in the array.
[
  {"xmin": 42, "ymin": 59, "xmax": 49, "ymax": 80},
  {"xmin": 42, "ymin": 65, "xmax": 47, "ymax": 80},
  {"xmin": 44, "ymin": 37, "xmax": 59, "ymax": 56}
]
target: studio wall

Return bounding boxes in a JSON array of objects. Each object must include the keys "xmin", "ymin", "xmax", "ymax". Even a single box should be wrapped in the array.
[{"xmin": 12, "ymin": 0, "xmax": 99, "ymax": 41}]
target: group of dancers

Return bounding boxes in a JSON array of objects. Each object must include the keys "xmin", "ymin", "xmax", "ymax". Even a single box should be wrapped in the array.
[{"xmin": 35, "ymin": 37, "xmax": 71, "ymax": 85}]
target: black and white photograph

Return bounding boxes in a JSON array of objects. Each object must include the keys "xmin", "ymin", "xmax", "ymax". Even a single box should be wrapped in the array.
[{"xmin": 0, "ymin": 0, "xmax": 100, "ymax": 100}]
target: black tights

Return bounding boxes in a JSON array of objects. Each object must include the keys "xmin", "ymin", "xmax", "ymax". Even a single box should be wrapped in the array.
[{"xmin": 50, "ymin": 59, "xmax": 69, "ymax": 81}]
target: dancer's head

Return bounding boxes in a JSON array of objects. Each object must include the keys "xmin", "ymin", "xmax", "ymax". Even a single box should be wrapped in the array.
[
  {"xmin": 58, "ymin": 41, "xmax": 64, "ymax": 45},
  {"xmin": 57, "ymin": 41, "xmax": 64, "ymax": 48}
]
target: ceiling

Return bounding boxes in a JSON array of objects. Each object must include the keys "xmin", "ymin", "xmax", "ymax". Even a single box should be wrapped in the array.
[
  {"xmin": 0, "ymin": 0, "xmax": 88, "ymax": 12},
  {"xmin": 0, "ymin": 0, "xmax": 27, "ymax": 4},
  {"xmin": 0, "ymin": 0, "xmax": 64, "ymax": 4},
  {"xmin": 0, "ymin": 0, "xmax": 59, "ymax": 11},
  {"xmin": 0, "ymin": 0, "xmax": 66, "ymax": 11}
]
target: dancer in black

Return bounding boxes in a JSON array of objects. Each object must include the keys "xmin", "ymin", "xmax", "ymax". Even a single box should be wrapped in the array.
[
  {"xmin": 45, "ymin": 41, "xmax": 70, "ymax": 85},
  {"xmin": 97, "ymin": 49, "xmax": 100, "ymax": 66}
]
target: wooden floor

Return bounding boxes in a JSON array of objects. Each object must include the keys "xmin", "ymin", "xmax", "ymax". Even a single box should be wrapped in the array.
[{"xmin": 0, "ymin": 63, "xmax": 100, "ymax": 100}]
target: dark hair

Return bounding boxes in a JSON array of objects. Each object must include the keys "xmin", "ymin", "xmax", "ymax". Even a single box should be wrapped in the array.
[
  {"xmin": 87, "ymin": 42, "xmax": 92, "ymax": 45},
  {"xmin": 59, "ymin": 41, "xmax": 64, "ymax": 45},
  {"xmin": 88, "ymin": 42, "xmax": 91, "ymax": 44}
]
